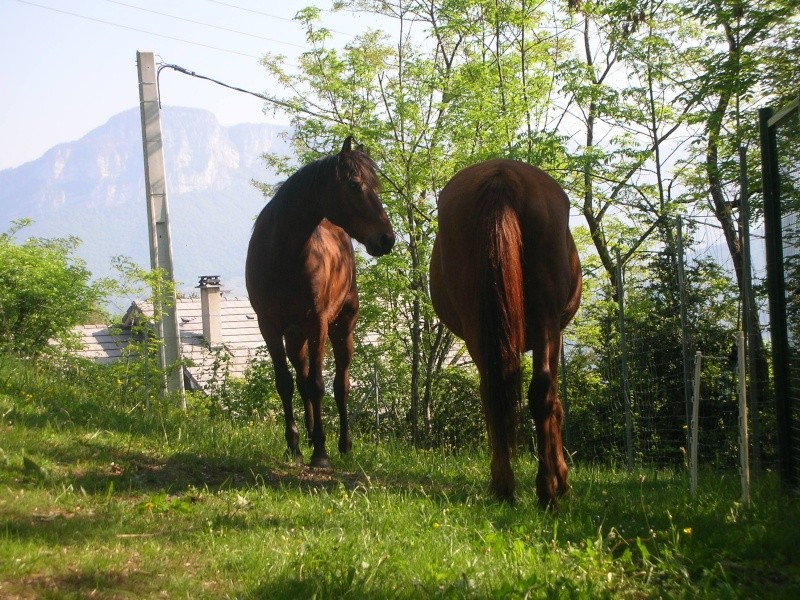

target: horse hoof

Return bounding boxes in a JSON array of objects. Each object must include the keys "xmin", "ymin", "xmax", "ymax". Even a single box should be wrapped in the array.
[
  {"xmin": 310, "ymin": 454, "xmax": 331, "ymax": 469},
  {"xmin": 489, "ymin": 482, "xmax": 515, "ymax": 504},
  {"xmin": 285, "ymin": 449, "xmax": 304, "ymax": 465},
  {"xmin": 538, "ymin": 498, "xmax": 558, "ymax": 512}
]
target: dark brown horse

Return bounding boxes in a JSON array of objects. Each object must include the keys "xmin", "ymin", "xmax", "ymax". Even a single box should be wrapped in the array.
[
  {"xmin": 246, "ymin": 137, "xmax": 395, "ymax": 467},
  {"xmin": 429, "ymin": 159, "xmax": 582, "ymax": 506}
]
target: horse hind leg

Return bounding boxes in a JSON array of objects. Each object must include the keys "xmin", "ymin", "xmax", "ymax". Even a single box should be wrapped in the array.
[
  {"xmin": 305, "ymin": 327, "xmax": 332, "ymax": 469},
  {"xmin": 529, "ymin": 329, "xmax": 570, "ymax": 508},
  {"xmin": 479, "ymin": 378, "xmax": 516, "ymax": 503},
  {"xmin": 263, "ymin": 330, "xmax": 303, "ymax": 464},
  {"xmin": 285, "ymin": 332, "xmax": 314, "ymax": 446}
]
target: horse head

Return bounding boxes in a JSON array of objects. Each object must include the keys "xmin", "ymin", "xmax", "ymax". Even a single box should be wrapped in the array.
[{"xmin": 328, "ymin": 136, "xmax": 395, "ymax": 257}]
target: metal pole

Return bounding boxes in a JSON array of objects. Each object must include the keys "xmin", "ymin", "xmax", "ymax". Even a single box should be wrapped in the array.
[
  {"xmin": 738, "ymin": 145, "xmax": 761, "ymax": 476},
  {"xmin": 759, "ymin": 106, "xmax": 795, "ymax": 490},
  {"xmin": 374, "ymin": 364, "xmax": 379, "ymax": 445},
  {"xmin": 616, "ymin": 249, "xmax": 634, "ymax": 471},
  {"xmin": 690, "ymin": 351, "xmax": 702, "ymax": 498},
  {"xmin": 561, "ymin": 341, "xmax": 570, "ymax": 452},
  {"xmin": 137, "ymin": 51, "xmax": 185, "ymax": 408},
  {"xmin": 738, "ymin": 331, "xmax": 751, "ymax": 506},
  {"xmin": 677, "ymin": 216, "xmax": 692, "ymax": 455}
]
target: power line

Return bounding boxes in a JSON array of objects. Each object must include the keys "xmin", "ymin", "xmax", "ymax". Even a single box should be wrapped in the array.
[
  {"xmin": 100, "ymin": 0, "xmax": 309, "ymax": 50},
  {"xmin": 205, "ymin": 0, "xmax": 357, "ymax": 39},
  {"xmin": 206, "ymin": 0, "xmax": 300, "ymax": 23},
  {"xmin": 157, "ymin": 62, "xmax": 322, "ymax": 120},
  {"xmin": 12, "ymin": 0, "xmax": 261, "ymax": 59}
]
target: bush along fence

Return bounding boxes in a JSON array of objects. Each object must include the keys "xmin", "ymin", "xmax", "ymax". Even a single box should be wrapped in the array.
[{"xmin": 560, "ymin": 216, "xmax": 765, "ymax": 480}]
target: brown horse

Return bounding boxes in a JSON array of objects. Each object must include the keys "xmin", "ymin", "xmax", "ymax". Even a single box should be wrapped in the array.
[
  {"xmin": 246, "ymin": 137, "xmax": 395, "ymax": 467},
  {"xmin": 429, "ymin": 159, "xmax": 582, "ymax": 506}
]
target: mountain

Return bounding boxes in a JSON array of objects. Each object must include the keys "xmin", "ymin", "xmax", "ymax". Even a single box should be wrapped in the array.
[{"xmin": 0, "ymin": 106, "xmax": 290, "ymax": 305}]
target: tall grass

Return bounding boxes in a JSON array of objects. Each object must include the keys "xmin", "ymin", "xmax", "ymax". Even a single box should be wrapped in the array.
[{"xmin": 1, "ymin": 353, "xmax": 798, "ymax": 598}]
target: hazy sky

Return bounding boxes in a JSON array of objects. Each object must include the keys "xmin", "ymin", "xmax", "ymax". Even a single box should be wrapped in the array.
[{"xmin": 0, "ymin": 0, "xmax": 390, "ymax": 171}]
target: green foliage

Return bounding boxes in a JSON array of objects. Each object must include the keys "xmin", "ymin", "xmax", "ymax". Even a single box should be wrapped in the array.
[
  {"xmin": 201, "ymin": 346, "xmax": 282, "ymax": 422},
  {"xmin": 562, "ymin": 219, "xmax": 743, "ymax": 467},
  {"xmin": 96, "ymin": 257, "xmax": 188, "ymax": 408},
  {"xmin": 428, "ymin": 366, "xmax": 486, "ymax": 450},
  {"xmin": 1, "ymin": 351, "xmax": 799, "ymax": 598},
  {"xmin": 0, "ymin": 219, "xmax": 108, "ymax": 356}
]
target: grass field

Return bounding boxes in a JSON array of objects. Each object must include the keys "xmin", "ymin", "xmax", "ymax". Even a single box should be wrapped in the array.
[{"xmin": 1, "ymin": 355, "xmax": 799, "ymax": 598}]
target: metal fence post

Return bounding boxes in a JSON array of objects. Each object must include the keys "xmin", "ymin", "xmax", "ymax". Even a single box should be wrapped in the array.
[
  {"xmin": 677, "ymin": 216, "xmax": 692, "ymax": 455},
  {"xmin": 738, "ymin": 331, "xmax": 751, "ymax": 506},
  {"xmin": 616, "ymin": 249, "xmax": 634, "ymax": 471},
  {"xmin": 561, "ymin": 342, "xmax": 570, "ymax": 453},
  {"xmin": 690, "ymin": 351, "xmax": 702, "ymax": 498}
]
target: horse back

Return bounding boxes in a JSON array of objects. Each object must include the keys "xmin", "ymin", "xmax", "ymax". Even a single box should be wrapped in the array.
[{"xmin": 432, "ymin": 159, "xmax": 579, "ymax": 343}]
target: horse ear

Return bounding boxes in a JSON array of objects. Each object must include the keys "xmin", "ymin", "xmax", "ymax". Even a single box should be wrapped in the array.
[
  {"xmin": 356, "ymin": 143, "xmax": 366, "ymax": 153},
  {"xmin": 341, "ymin": 136, "xmax": 354, "ymax": 154}
]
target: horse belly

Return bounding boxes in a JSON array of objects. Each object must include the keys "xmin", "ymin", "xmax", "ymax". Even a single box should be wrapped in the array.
[{"xmin": 430, "ymin": 218, "xmax": 484, "ymax": 346}]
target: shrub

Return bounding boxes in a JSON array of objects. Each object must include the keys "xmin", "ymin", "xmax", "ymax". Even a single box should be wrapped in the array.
[
  {"xmin": 428, "ymin": 366, "xmax": 485, "ymax": 450},
  {"xmin": 203, "ymin": 347, "xmax": 281, "ymax": 422},
  {"xmin": 0, "ymin": 220, "xmax": 108, "ymax": 356}
]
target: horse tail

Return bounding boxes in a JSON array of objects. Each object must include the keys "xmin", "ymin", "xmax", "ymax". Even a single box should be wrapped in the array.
[{"xmin": 476, "ymin": 173, "xmax": 525, "ymax": 464}]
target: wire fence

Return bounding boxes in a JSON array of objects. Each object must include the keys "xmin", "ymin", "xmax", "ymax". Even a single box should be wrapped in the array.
[{"xmin": 559, "ymin": 214, "xmax": 763, "ymax": 473}]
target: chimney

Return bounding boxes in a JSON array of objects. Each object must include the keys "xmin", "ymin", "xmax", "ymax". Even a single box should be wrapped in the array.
[{"xmin": 198, "ymin": 275, "xmax": 222, "ymax": 349}]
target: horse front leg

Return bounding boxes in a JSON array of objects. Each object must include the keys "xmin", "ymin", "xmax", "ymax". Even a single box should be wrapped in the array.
[
  {"xmin": 331, "ymin": 346, "xmax": 353, "ymax": 456},
  {"xmin": 330, "ymin": 299, "xmax": 357, "ymax": 456},
  {"xmin": 306, "ymin": 328, "xmax": 331, "ymax": 468},
  {"xmin": 529, "ymin": 329, "xmax": 570, "ymax": 508}
]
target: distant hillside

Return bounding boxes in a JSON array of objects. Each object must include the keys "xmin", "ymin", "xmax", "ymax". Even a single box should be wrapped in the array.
[{"xmin": 0, "ymin": 106, "xmax": 291, "ymax": 304}]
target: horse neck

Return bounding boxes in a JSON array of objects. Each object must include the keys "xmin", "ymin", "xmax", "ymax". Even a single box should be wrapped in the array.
[{"xmin": 268, "ymin": 177, "xmax": 329, "ymax": 253}]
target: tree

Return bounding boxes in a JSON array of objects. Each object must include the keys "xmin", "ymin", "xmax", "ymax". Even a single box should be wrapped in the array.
[
  {"xmin": 677, "ymin": 0, "xmax": 797, "ymax": 289},
  {"xmin": 260, "ymin": 0, "xmax": 565, "ymax": 444},
  {"xmin": 555, "ymin": 0, "xmax": 701, "ymax": 293},
  {"xmin": 675, "ymin": 0, "xmax": 799, "ymax": 470},
  {"xmin": 0, "ymin": 220, "xmax": 107, "ymax": 357}
]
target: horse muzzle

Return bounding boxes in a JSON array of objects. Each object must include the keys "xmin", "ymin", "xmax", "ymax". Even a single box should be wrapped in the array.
[{"xmin": 366, "ymin": 231, "xmax": 395, "ymax": 257}]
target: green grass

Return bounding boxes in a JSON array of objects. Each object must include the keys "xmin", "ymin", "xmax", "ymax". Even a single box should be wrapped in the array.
[{"xmin": 1, "ymin": 355, "xmax": 798, "ymax": 598}]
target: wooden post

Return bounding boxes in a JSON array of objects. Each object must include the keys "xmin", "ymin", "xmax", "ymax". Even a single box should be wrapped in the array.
[{"xmin": 137, "ymin": 51, "xmax": 185, "ymax": 408}]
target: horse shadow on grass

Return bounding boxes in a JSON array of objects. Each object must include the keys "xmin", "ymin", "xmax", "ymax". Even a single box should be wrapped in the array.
[{"xmin": 21, "ymin": 430, "xmax": 506, "ymax": 512}]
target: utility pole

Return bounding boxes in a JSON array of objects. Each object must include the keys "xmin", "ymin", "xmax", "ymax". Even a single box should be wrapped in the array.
[{"xmin": 137, "ymin": 50, "xmax": 185, "ymax": 408}]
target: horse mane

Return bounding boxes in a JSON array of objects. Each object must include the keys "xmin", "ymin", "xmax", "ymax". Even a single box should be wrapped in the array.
[
  {"xmin": 254, "ymin": 149, "xmax": 378, "ymax": 229},
  {"xmin": 253, "ymin": 155, "xmax": 336, "ymax": 228}
]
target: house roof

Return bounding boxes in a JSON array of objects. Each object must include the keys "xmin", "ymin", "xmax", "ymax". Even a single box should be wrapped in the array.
[
  {"xmin": 74, "ymin": 291, "xmax": 472, "ymax": 391},
  {"xmin": 73, "ymin": 296, "xmax": 265, "ymax": 387}
]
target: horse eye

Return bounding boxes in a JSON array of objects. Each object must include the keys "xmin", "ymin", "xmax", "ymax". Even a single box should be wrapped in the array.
[{"xmin": 349, "ymin": 181, "xmax": 362, "ymax": 192}]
